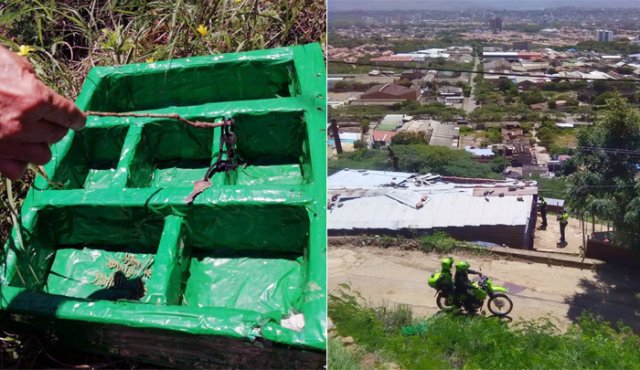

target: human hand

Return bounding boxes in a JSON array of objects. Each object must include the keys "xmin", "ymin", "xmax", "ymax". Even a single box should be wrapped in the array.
[{"xmin": 0, "ymin": 45, "xmax": 86, "ymax": 179}]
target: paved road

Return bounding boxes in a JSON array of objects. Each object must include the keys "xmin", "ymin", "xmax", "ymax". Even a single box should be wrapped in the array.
[
  {"xmin": 462, "ymin": 57, "xmax": 479, "ymax": 114},
  {"xmin": 329, "ymin": 245, "xmax": 640, "ymax": 332}
]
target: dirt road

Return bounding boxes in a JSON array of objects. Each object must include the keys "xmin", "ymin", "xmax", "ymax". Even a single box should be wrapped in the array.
[{"xmin": 329, "ymin": 244, "xmax": 640, "ymax": 331}]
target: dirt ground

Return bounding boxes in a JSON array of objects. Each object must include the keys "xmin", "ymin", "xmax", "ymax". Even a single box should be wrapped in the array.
[
  {"xmin": 329, "ymin": 244, "xmax": 640, "ymax": 332},
  {"xmin": 533, "ymin": 214, "xmax": 601, "ymax": 255}
]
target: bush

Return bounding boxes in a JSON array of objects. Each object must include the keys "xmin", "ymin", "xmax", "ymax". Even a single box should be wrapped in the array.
[
  {"xmin": 391, "ymin": 131, "xmax": 429, "ymax": 145},
  {"xmin": 353, "ymin": 140, "xmax": 367, "ymax": 150},
  {"xmin": 420, "ymin": 231, "xmax": 458, "ymax": 253},
  {"xmin": 328, "ymin": 339, "xmax": 364, "ymax": 370},
  {"xmin": 328, "ymin": 149, "xmax": 391, "ymax": 174},
  {"xmin": 389, "ymin": 144, "xmax": 500, "ymax": 179}
]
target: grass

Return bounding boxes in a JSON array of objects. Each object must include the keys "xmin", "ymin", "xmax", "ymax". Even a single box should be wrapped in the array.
[
  {"xmin": 328, "ymin": 339, "xmax": 365, "ymax": 370},
  {"xmin": 329, "ymin": 288, "xmax": 640, "ymax": 369},
  {"xmin": 0, "ymin": 0, "xmax": 324, "ymax": 100}
]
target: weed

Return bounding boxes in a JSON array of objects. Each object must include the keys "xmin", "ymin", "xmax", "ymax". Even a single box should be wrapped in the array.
[
  {"xmin": 420, "ymin": 231, "xmax": 458, "ymax": 253},
  {"xmin": 330, "ymin": 287, "xmax": 640, "ymax": 369},
  {"xmin": 328, "ymin": 339, "xmax": 365, "ymax": 370}
]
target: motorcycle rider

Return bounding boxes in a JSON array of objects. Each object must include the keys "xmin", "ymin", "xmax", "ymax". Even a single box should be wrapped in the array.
[
  {"xmin": 454, "ymin": 260, "xmax": 482, "ymax": 312},
  {"xmin": 435, "ymin": 257, "xmax": 454, "ymax": 303}
]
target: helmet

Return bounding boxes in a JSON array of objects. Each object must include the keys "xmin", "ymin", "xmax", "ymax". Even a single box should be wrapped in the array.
[
  {"xmin": 441, "ymin": 257, "xmax": 453, "ymax": 270},
  {"xmin": 427, "ymin": 272, "xmax": 441, "ymax": 288},
  {"xmin": 456, "ymin": 261, "xmax": 470, "ymax": 271}
]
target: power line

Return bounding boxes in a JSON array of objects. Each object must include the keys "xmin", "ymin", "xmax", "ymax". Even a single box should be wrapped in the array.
[{"xmin": 329, "ymin": 60, "xmax": 640, "ymax": 83}]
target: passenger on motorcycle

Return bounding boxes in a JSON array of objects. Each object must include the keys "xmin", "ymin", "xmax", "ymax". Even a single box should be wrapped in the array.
[
  {"xmin": 454, "ymin": 261, "xmax": 482, "ymax": 312},
  {"xmin": 428, "ymin": 257, "xmax": 455, "ymax": 303}
]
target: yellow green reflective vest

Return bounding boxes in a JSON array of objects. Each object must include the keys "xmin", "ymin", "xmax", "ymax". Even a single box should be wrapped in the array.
[{"xmin": 559, "ymin": 212, "xmax": 569, "ymax": 224}]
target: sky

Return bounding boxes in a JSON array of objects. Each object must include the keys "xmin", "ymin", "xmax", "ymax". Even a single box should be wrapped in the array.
[{"xmin": 329, "ymin": 0, "xmax": 640, "ymax": 11}]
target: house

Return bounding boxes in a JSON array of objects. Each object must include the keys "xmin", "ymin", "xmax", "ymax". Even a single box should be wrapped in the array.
[
  {"xmin": 483, "ymin": 59, "xmax": 513, "ymax": 72},
  {"xmin": 371, "ymin": 130, "xmax": 399, "ymax": 147},
  {"xmin": 511, "ymin": 143, "xmax": 533, "ymax": 167},
  {"xmin": 356, "ymin": 83, "xmax": 420, "ymax": 105},
  {"xmin": 437, "ymin": 86, "xmax": 463, "ymax": 96},
  {"xmin": 401, "ymin": 70, "xmax": 426, "ymax": 80},
  {"xmin": 377, "ymin": 114, "xmax": 411, "ymax": 131},
  {"xmin": 465, "ymin": 146, "xmax": 495, "ymax": 162},
  {"xmin": 328, "ymin": 170, "xmax": 538, "ymax": 249}
]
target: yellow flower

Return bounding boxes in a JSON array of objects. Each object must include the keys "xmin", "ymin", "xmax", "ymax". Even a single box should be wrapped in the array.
[
  {"xmin": 196, "ymin": 24, "xmax": 208, "ymax": 37},
  {"xmin": 17, "ymin": 45, "xmax": 35, "ymax": 56},
  {"xmin": 146, "ymin": 57, "xmax": 155, "ymax": 63}
]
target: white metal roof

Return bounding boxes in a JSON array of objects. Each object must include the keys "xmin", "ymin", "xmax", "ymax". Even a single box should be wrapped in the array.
[
  {"xmin": 328, "ymin": 190, "xmax": 534, "ymax": 230},
  {"xmin": 328, "ymin": 170, "xmax": 537, "ymax": 230},
  {"xmin": 328, "ymin": 169, "xmax": 415, "ymax": 189}
]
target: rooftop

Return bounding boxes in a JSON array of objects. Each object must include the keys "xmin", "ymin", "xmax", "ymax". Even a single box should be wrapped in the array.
[{"xmin": 328, "ymin": 170, "xmax": 538, "ymax": 230}]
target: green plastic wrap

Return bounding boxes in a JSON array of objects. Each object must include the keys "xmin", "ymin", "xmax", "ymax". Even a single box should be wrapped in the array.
[{"xmin": 1, "ymin": 43, "xmax": 326, "ymax": 363}]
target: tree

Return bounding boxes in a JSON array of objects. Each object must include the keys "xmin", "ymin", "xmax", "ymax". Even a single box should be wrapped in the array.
[
  {"xmin": 548, "ymin": 100, "xmax": 557, "ymax": 109},
  {"xmin": 617, "ymin": 65, "xmax": 635, "ymax": 75},
  {"xmin": 361, "ymin": 119, "xmax": 370, "ymax": 134},
  {"xmin": 566, "ymin": 94, "xmax": 640, "ymax": 248},
  {"xmin": 391, "ymin": 131, "xmax": 429, "ymax": 145},
  {"xmin": 497, "ymin": 78, "xmax": 516, "ymax": 93},
  {"xmin": 388, "ymin": 144, "xmax": 500, "ymax": 179}
]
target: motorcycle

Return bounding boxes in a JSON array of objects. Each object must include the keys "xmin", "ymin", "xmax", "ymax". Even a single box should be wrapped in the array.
[{"xmin": 430, "ymin": 273, "xmax": 513, "ymax": 316}]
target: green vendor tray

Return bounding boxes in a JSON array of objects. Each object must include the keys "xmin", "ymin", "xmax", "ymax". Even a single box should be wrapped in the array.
[{"xmin": 1, "ymin": 43, "xmax": 326, "ymax": 367}]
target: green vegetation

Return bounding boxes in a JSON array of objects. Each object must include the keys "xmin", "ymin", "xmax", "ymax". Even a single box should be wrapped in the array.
[
  {"xmin": 328, "ymin": 149, "xmax": 390, "ymax": 175},
  {"xmin": 329, "ymin": 101, "xmax": 465, "ymax": 123},
  {"xmin": 330, "ymin": 289, "xmax": 640, "ymax": 370},
  {"xmin": 420, "ymin": 231, "xmax": 458, "ymax": 253},
  {"xmin": 329, "ymin": 143, "xmax": 503, "ymax": 179},
  {"xmin": 535, "ymin": 176, "xmax": 568, "ymax": 200},
  {"xmin": 570, "ymin": 40, "xmax": 640, "ymax": 55},
  {"xmin": 329, "ymin": 104, "xmax": 392, "ymax": 122},
  {"xmin": 328, "ymin": 339, "xmax": 365, "ymax": 370},
  {"xmin": 566, "ymin": 95, "xmax": 640, "ymax": 248},
  {"xmin": 470, "ymin": 103, "xmax": 535, "ymax": 122},
  {"xmin": 391, "ymin": 131, "xmax": 429, "ymax": 145},
  {"xmin": 0, "ymin": 0, "xmax": 324, "ymax": 99},
  {"xmin": 390, "ymin": 145, "xmax": 501, "ymax": 179}
]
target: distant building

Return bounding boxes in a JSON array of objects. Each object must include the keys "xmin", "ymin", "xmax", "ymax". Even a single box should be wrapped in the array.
[
  {"xmin": 465, "ymin": 146, "xmax": 495, "ymax": 162},
  {"xmin": 513, "ymin": 41, "xmax": 532, "ymax": 51},
  {"xmin": 377, "ymin": 114, "xmax": 410, "ymax": 131},
  {"xmin": 489, "ymin": 17, "xmax": 503, "ymax": 32},
  {"xmin": 356, "ymin": 84, "xmax": 420, "ymax": 105},
  {"xmin": 596, "ymin": 30, "xmax": 614, "ymax": 42},
  {"xmin": 483, "ymin": 52, "xmax": 519, "ymax": 62},
  {"xmin": 371, "ymin": 130, "xmax": 399, "ymax": 147}
]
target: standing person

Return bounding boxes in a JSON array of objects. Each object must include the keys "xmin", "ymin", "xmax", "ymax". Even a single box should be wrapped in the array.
[
  {"xmin": 539, "ymin": 196, "xmax": 548, "ymax": 230},
  {"xmin": 557, "ymin": 208, "xmax": 569, "ymax": 244},
  {"xmin": 0, "ymin": 45, "xmax": 85, "ymax": 179}
]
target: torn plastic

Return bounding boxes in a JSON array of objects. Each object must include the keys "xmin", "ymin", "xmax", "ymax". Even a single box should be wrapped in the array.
[{"xmin": 1, "ymin": 44, "xmax": 326, "ymax": 356}]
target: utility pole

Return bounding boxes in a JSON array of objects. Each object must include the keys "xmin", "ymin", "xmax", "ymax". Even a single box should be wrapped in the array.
[{"xmin": 330, "ymin": 119, "xmax": 343, "ymax": 154}]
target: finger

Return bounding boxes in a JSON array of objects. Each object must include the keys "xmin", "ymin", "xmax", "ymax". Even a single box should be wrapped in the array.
[
  {"xmin": 4, "ymin": 119, "xmax": 69, "ymax": 144},
  {"xmin": 0, "ymin": 159, "xmax": 27, "ymax": 180},
  {"xmin": 38, "ymin": 85, "xmax": 86, "ymax": 130},
  {"xmin": 0, "ymin": 46, "xmax": 34, "ymax": 74},
  {"xmin": 0, "ymin": 142, "xmax": 51, "ymax": 165}
]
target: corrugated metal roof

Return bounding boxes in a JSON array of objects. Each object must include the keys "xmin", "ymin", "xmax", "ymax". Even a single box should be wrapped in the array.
[
  {"xmin": 328, "ymin": 170, "xmax": 537, "ymax": 230},
  {"xmin": 328, "ymin": 169, "xmax": 415, "ymax": 189},
  {"xmin": 328, "ymin": 191, "xmax": 533, "ymax": 229}
]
